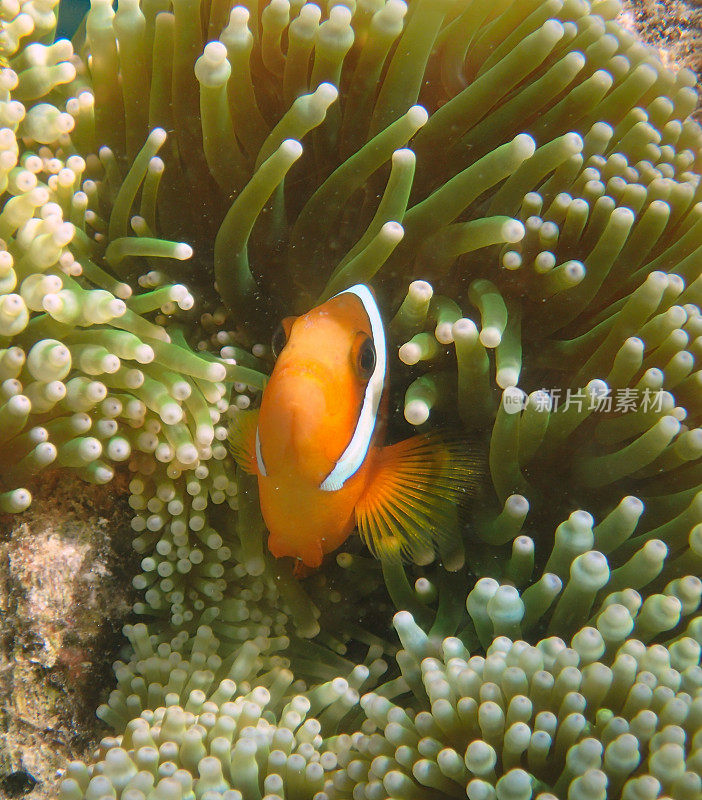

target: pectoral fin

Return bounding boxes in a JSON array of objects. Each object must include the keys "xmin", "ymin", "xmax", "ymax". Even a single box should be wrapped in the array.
[
  {"xmin": 227, "ymin": 409, "xmax": 260, "ymax": 475},
  {"xmin": 355, "ymin": 433, "xmax": 483, "ymax": 562}
]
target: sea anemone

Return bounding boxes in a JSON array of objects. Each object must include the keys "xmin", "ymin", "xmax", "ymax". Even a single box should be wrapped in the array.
[
  {"xmin": 59, "ymin": 623, "xmax": 356, "ymax": 800},
  {"xmin": 0, "ymin": 0, "xmax": 700, "ymax": 796},
  {"xmin": 59, "ymin": 612, "xmax": 702, "ymax": 800},
  {"xmin": 326, "ymin": 611, "xmax": 702, "ymax": 800}
]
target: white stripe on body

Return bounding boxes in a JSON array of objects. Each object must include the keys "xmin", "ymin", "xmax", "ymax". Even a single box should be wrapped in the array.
[
  {"xmin": 320, "ymin": 284, "xmax": 386, "ymax": 492},
  {"xmin": 255, "ymin": 427, "xmax": 267, "ymax": 476}
]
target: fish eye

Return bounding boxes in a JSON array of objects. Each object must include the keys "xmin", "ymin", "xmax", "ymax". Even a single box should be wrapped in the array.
[
  {"xmin": 271, "ymin": 323, "xmax": 287, "ymax": 358},
  {"xmin": 356, "ymin": 336, "xmax": 376, "ymax": 380}
]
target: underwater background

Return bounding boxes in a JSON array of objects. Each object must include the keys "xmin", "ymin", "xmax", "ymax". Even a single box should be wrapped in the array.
[
  {"xmin": 0, "ymin": 0, "xmax": 702, "ymax": 798},
  {"xmin": 56, "ymin": 0, "xmax": 89, "ymax": 40}
]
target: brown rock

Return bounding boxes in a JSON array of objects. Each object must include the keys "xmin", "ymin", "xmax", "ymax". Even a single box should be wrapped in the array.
[{"xmin": 0, "ymin": 472, "xmax": 135, "ymax": 799}]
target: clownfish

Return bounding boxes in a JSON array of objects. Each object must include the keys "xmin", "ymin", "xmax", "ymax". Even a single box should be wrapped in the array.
[{"xmin": 229, "ymin": 284, "xmax": 481, "ymax": 571}]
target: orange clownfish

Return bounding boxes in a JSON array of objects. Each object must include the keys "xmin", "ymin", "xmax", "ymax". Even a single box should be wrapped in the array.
[{"xmin": 229, "ymin": 284, "xmax": 481, "ymax": 571}]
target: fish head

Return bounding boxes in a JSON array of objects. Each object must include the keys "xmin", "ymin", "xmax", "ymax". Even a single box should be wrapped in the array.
[{"xmin": 258, "ymin": 285, "xmax": 386, "ymax": 488}]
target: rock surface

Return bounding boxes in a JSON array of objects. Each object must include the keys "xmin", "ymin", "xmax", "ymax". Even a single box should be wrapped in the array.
[
  {"xmin": 0, "ymin": 472, "xmax": 135, "ymax": 799},
  {"xmin": 622, "ymin": 0, "xmax": 702, "ymax": 99}
]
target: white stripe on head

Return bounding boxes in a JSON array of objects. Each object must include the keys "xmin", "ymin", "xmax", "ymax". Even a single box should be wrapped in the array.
[{"xmin": 320, "ymin": 284, "xmax": 386, "ymax": 492}]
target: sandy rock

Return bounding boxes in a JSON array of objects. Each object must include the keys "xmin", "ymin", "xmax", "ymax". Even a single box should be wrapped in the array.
[{"xmin": 621, "ymin": 0, "xmax": 702, "ymax": 97}]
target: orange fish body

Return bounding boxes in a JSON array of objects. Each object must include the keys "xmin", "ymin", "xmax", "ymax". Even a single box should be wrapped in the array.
[
  {"xmin": 230, "ymin": 284, "xmax": 480, "ymax": 570},
  {"xmin": 256, "ymin": 289, "xmax": 381, "ymax": 567}
]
